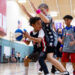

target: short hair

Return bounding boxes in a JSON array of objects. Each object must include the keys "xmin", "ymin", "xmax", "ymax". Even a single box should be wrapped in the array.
[
  {"xmin": 57, "ymin": 28, "xmax": 62, "ymax": 33},
  {"xmin": 63, "ymin": 15, "xmax": 73, "ymax": 20},
  {"xmin": 38, "ymin": 3, "xmax": 48, "ymax": 9},
  {"xmin": 29, "ymin": 17, "xmax": 41, "ymax": 25}
]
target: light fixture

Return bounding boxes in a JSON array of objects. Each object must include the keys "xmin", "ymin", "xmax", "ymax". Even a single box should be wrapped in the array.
[
  {"xmin": 50, "ymin": 11, "xmax": 58, "ymax": 17},
  {"xmin": 18, "ymin": 0, "xmax": 26, "ymax": 3}
]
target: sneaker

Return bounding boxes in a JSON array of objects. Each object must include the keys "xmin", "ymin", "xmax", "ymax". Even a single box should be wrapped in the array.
[
  {"xmin": 61, "ymin": 71, "xmax": 70, "ymax": 75},
  {"xmin": 55, "ymin": 70, "xmax": 60, "ymax": 74},
  {"xmin": 38, "ymin": 70, "xmax": 42, "ymax": 73},
  {"xmin": 38, "ymin": 70, "xmax": 42, "ymax": 75},
  {"xmin": 51, "ymin": 65, "xmax": 56, "ymax": 74}
]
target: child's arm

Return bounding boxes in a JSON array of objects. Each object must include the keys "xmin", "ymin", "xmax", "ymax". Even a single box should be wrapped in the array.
[
  {"xmin": 69, "ymin": 40, "xmax": 75, "ymax": 46},
  {"xmin": 24, "ymin": 32, "xmax": 42, "ymax": 43},
  {"xmin": 21, "ymin": 4, "xmax": 32, "ymax": 18},
  {"xmin": 24, "ymin": 29, "xmax": 44, "ymax": 43},
  {"xmin": 29, "ymin": 0, "xmax": 50, "ymax": 23},
  {"xmin": 69, "ymin": 27, "xmax": 75, "ymax": 46},
  {"xmin": 17, "ymin": 1, "xmax": 33, "ymax": 18},
  {"xmin": 59, "ymin": 37, "xmax": 64, "ymax": 52},
  {"xmin": 23, "ymin": 32, "xmax": 31, "ymax": 45}
]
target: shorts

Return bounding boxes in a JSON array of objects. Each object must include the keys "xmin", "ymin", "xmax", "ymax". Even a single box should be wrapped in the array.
[
  {"xmin": 46, "ymin": 46, "xmax": 55, "ymax": 54},
  {"xmin": 61, "ymin": 52, "xmax": 75, "ymax": 63},
  {"xmin": 55, "ymin": 46, "xmax": 62, "ymax": 57},
  {"xmin": 28, "ymin": 51, "xmax": 40, "ymax": 62}
]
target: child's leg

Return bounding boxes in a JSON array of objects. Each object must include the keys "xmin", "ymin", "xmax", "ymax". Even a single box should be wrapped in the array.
[
  {"xmin": 51, "ymin": 52, "xmax": 56, "ymax": 73},
  {"xmin": 72, "ymin": 63, "xmax": 75, "ymax": 70},
  {"xmin": 62, "ymin": 62, "xmax": 66, "ymax": 68},
  {"xmin": 47, "ymin": 53, "xmax": 66, "ymax": 72},
  {"xmin": 39, "ymin": 52, "xmax": 49, "ymax": 75},
  {"xmin": 61, "ymin": 52, "xmax": 69, "ymax": 68},
  {"xmin": 72, "ymin": 63, "xmax": 75, "ymax": 75},
  {"xmin": 56, "ymin": 57, "xmax": 60, "ymax": 60},
  {"xmin": 71, "ymin": 53, "xmax": 75, "ymax": 75},
  {"xmin": 24, "ymin": 57, "xmax": 31, "ymax": 75}
]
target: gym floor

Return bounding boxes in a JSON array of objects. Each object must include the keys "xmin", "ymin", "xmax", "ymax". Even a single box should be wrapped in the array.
[{"xmin": 0, "ymin": 62, "xmax": 73, "ymax": 75}]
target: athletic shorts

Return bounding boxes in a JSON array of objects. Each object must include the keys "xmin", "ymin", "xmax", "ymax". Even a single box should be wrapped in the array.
[
  {"xmin": 28, "ymin": 51, "xmax": 40, "ymax": 62},
  {"xmin": 55, "ymin": 46, "xmax": 62, "ymax": 57},
  {"xmin": 46, "ymin": 46, "xmax": 55, "ymax": 54},
  {"xmin": 61, "ymin": 52, "xmax": 75, "ymax": 63}
]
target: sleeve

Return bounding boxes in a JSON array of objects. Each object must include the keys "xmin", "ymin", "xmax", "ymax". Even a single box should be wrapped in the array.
[
  {"xmin": 46, "ymin": 15, "xmax": 52, "ymax": 21},
  {"xmin": 38, "ymin": 29, "xmax": 45, "ymax": 38},
  {"xmin": 46, "ymin": 15, "xmax": 53, "ymax": 28}
]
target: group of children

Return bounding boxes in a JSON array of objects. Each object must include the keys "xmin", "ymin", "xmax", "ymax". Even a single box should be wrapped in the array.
[{"xmin": 18, "ymin": 1, "xmax": 75, "ymax": 75}]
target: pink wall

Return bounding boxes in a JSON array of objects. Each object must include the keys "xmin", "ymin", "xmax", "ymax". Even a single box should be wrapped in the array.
[
  {"xmin": 0, "ymin": 0, "xmax": 6, "ymax": 36},
  {"xmin": 0, "ymin": 0, "xmax": 6, "ymax": 15}
]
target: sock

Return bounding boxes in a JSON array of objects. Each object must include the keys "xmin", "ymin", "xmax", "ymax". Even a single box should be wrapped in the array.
[
  {"xmin": 25, "ymin": 67, "xmax": 28, "ymax": 75},
  {"xmin": 73, "ymin": 71, "xmax": 75, "ymax": 75}
]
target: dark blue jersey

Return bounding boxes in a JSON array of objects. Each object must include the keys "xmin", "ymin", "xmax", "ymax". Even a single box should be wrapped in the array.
[{"xmin": 42, "ymin": 15, "xmax": 57, "ymax": 47}]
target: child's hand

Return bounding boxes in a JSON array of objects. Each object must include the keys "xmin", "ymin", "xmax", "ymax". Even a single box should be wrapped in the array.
[
  {"xmin": 23, "ymin": 32, "xmax": 30, "ymax": 38},
  {"xmin": 59, "ymin": 47, "xmax": 63, "ymax": 52},
  {"xmin": 69, "ymin": 41, "xmax": 75, "ymax": 46},
  {"xmin": 58, "ymin": 38, "xmax": 62, "ymax": 43}
]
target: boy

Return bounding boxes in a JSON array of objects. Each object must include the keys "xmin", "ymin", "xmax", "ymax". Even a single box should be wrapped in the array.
[
  {"xmin": 60, "ymin": 15, "xmax": 75, "ymax": 75},
  {"xmin": 23, "ymin": 17, "xmax": 50, "ymax": 75}
]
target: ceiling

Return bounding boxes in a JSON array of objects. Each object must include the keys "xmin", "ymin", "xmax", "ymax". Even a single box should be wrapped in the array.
[{"xmin": 8, "ymin": 0, "xmax": 75, "ymax": 20}]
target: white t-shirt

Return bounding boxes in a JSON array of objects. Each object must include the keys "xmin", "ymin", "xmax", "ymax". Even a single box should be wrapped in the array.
[{"xmin": 38, "ymin": 29, "xmax": 45, "ymax": 38}]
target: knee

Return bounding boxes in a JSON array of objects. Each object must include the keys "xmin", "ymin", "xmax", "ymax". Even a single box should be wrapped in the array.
[{"xmin": 47, "ymin": 55, "xmax": 54, "ymax": 61}]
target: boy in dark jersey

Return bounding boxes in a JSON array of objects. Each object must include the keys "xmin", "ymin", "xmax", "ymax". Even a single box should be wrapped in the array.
[
  {"xmin": 29, "ymin": 1, "xmax": 69, "ymax": 75},
  {"xmin": 60, "ymin": 15, "xmax": 75, "ymax": 75},
  {"xmin": 23, "ymin": 17, "xmax": 48, "ymax": 75}
]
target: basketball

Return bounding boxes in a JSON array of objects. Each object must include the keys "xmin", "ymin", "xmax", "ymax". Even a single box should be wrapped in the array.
[{"xmin": 15, "ymin": 29, "xmax": 23, "ymax": 41}]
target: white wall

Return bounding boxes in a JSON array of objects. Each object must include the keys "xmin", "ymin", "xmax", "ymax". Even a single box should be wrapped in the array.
[{"xmin": 3, "ymin": 0, "xmax": 33, "ymax": 41}]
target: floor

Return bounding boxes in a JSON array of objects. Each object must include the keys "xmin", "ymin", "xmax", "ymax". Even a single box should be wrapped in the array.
[{"xmin": 0, "ymin": 62, "xmax": 73, "ymax": 75}]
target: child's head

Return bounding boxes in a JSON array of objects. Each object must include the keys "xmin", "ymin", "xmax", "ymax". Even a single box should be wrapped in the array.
[
  {"xmin": 63, "ymin": 15, "xmax": 73, "ymax": 26},
  {"xmin": 38, "ymin": 3, "xmax": 49, "ymax": 15},
  {"xmin": 29, "ymin": 17, "xmax": 42, "ymax": 31},
  {"xmin": 57, "ymin": 28, "xmax": 62, "ymax": 34}
]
